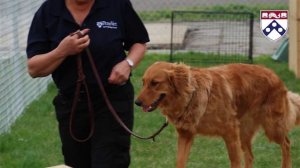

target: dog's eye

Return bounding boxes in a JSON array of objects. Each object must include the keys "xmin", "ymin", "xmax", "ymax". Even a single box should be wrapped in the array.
[{"xmin": 150, "ymin": 80, "xmax": 159, "ymax": 87}]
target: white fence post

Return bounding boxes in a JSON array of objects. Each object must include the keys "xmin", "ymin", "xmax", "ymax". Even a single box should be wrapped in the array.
[{"xmin": 289, "ymin": 0, "xmax": 300, "ymax": 78}]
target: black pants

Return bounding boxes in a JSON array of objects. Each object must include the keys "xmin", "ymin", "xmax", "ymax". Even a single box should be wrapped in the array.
[{"xmin": 53, "ymin": 82, "xmax": 134, "ymax": 168}]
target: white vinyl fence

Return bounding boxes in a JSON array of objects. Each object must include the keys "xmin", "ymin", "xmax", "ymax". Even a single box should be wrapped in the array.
[{"xmin": 0, "ymin": 0, "xmax": 50, "ymax": 134}]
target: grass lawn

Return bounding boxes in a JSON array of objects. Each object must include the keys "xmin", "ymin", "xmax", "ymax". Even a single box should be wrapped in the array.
[{"xmin": 1, "ymin": 53, "xmax": 300, "ymax": 168}]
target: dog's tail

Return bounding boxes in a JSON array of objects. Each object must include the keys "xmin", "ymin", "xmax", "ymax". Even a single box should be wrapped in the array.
[{"xmin": 288, "ymin": 91, "xmax": 300, "ymax": 126}]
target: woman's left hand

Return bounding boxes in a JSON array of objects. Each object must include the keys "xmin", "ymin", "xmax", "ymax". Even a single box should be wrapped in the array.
[{"xmin": 108, "ymin": 60, "xmax": 131, "ymax": 85}]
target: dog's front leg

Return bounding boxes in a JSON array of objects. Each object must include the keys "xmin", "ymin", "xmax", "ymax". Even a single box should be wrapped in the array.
[
  {"xmin": 223, "ymin": 131, "xmax": 243, "ymax": 168},
  {"xmin": 176, "ymin": 129, "xmax": 194, "ymax": 168}
]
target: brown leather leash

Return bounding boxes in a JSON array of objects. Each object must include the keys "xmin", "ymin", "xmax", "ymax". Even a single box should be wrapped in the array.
[
  {"xmin": 69, "ymin": 30, "xmax": 168, "ymax": 142},
  {"xmin": 69, "ymin": 53, "xmax": 95, "ymax": 142}
]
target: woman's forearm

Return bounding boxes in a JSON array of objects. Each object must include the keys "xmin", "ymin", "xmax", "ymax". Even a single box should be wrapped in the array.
[
  {"xmin": 27, "ymin": 29, "xmax": 90, "ymax": 78},
  {"xmin": 127, "ymin": 43, "xmax": 147, "ymax": 68},
  {"xmin": 27, "ymin": 48, "xmax": 66, "ymax": 78}
]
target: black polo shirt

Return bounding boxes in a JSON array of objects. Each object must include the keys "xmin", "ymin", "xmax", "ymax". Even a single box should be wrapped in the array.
[{"xmin": 26, "ymin": 0, "xmax": 149, "ymax": 92}]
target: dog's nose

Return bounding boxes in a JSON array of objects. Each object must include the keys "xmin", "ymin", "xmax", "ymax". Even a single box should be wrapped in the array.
[{"xmin": 135, "ymin": 99, "xmax": 142, "ymax": 106}]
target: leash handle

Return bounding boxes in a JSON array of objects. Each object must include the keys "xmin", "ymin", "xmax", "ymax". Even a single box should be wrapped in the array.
[
  {"xmin": 69, "ymin": 30, "xmax": 95, "ymax": 142},
  {"xmin": 69, "ymin": 55, "xmax": 95, "ymax": 142}
]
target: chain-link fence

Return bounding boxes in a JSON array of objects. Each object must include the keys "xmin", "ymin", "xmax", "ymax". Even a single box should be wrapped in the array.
[
  {"xmin": 0, "ymin": 0, "xmax": 50, "ymax": 134},
  {"xmin": 132, "ymin": 0, "xmax": 287, "ymax": 24},
  {"xmin": 0, "ymin": 0, "xmax": 289, "ymax": 134}
]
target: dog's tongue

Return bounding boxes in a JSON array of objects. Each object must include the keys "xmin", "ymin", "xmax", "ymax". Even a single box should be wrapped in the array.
[
  {"xmin": 142, "ymin": 107, "xmax": 148, "ymax": 112},
  {"xmin": 142, "ymin": 106, "xmax": 152, "ymax": 112}
]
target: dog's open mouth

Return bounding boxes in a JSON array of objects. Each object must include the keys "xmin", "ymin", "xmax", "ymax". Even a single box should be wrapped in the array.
[{"xmin": 142, "ymin": 94, "xmax": 166, "ymax": 112}]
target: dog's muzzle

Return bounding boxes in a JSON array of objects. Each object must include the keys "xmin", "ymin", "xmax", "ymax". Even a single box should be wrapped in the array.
[{"xmin": 135, "ymin": 94, "xmax": 166, "ymax": 112}]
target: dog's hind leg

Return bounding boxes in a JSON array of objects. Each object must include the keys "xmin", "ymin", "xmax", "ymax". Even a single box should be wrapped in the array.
[
  {"xmin": 262, "ymin": 108, "xmax": 292, "ymax": 168},
  {"xmin": 261, "ymin": 94, "xmax": 292, "ymax": 168},
  {"xmin": 263, "ymin": 127, "xmax": 291, "ymax": 168},
  {"xmin": 176, "ymin": 129, "xmax": 195, "ymax": 168},
  {"xmin": 223, "ymin": 126, "xmax": 243, "ymax": 168},
  {"xmin": 280, "ymin": 136, "xmax": 292, "ymax": 168},
  {"xmin": 239, "ymin": 116, "xmax": 260, "ymax": 168}
]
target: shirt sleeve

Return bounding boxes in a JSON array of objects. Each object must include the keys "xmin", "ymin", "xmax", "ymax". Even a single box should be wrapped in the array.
[
  {"xmin": 26, "ymin": 5, "xmax": 51, "ymax": 59},
  {"xmin": 122, "ymin": 0, "xmax": 150, "ymax": 51}
]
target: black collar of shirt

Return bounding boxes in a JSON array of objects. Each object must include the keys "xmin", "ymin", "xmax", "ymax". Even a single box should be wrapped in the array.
[{"xmin": 49, "ymin": 0, "xmax": 108, "ymax": 17}]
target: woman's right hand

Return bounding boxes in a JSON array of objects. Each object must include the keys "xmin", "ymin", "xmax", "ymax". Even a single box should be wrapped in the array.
[{"xmin": 56, "ymin": 29, "xmax": 90, "ymax": 57}]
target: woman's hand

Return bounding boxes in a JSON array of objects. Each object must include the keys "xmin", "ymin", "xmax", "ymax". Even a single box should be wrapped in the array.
[
  {"xmin": 56, "ymin": 29, "xmax": 90, "ymax": 57},
  {"xmin": 108, "ymin": 60, "xmax": 131, "ymax": 85},
  {"xmin": 108, "ymin": 43, "xmax": 147, "ymax": 85}
]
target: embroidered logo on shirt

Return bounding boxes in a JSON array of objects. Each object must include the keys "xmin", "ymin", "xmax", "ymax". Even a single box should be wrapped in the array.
[{"xmin": 96, "ymin": 21, "xmax": 118, "ymax": 29}]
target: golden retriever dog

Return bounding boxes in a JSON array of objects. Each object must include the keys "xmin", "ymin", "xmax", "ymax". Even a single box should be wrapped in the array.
[{"xmin": 135, "ymin": 62, "xmax": 300, "ymax": 168}]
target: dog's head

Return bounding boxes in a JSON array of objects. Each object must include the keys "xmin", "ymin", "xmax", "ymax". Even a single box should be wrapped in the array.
[{"xmin": 135, "ymin": 61, "xmax": 194, "ymax": 112}]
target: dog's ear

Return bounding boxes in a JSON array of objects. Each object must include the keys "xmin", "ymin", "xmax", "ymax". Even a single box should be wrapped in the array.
[{"xmin": 166, "ymin": 63, "xmax": 194, "ymax": 94}]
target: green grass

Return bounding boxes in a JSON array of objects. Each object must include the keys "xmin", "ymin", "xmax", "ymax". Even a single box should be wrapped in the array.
[
  {"xmin": 0, "ymin": 84, "xmax": 62, "ymax": 168},
  {"xmin": 1, "ymin": 54, "xmax": 300, "ymax": 168}
]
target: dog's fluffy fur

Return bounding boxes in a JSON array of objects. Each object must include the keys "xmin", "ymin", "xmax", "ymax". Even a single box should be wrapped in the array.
[{"xmin": 135, "ymin": 62, "xmax": 300, "ymax": 168}]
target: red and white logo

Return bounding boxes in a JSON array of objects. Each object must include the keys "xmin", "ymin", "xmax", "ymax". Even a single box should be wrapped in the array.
[{"xmin": 260, "ymin": 10, "xmax": 288, "ymax": 41}]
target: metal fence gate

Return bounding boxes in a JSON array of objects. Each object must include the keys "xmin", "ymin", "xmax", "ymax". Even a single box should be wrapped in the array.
[{"xmin": 170, "ymin": 11, "xmax": 254, "ymax": 65}]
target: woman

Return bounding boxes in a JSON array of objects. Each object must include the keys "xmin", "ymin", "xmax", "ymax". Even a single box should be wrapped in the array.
[{"xmin": 26, "ymin": 0, "xmax": 149, "ymax": 167}]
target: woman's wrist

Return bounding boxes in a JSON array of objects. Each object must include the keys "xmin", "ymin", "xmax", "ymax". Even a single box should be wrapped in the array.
[{"xmin": 125, "ymin": 58, "xmax": 134, "ymax": 69}]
